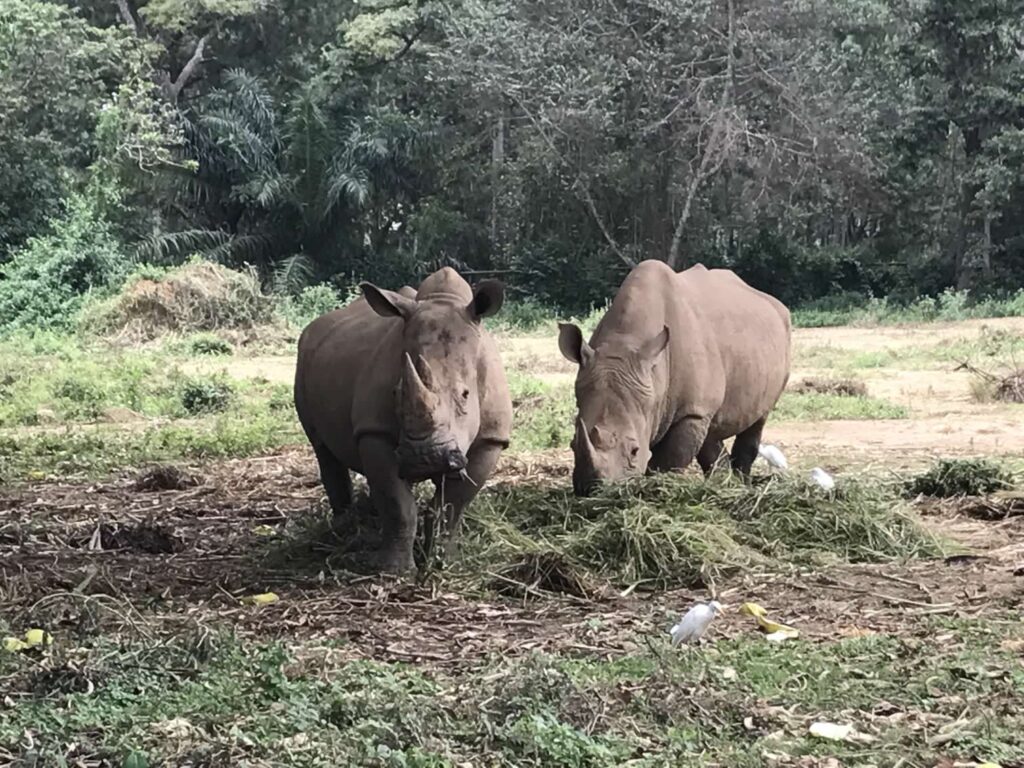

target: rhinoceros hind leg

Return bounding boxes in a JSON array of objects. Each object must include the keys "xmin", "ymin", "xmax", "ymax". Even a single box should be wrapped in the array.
[
  {"xmin": 696, "ymin": 437, "xmax": 725, "ymax": 476},
  {"xmin": 730, "ymin": 416, "xmax": 766, "ymax": 478},
  {"xmin": 359, "ymin": 436, "xmax": 417, "ymax": 573},
  {"xmin": 312, "ymin": 443, "xmax": 353, "ymax": 517},
  {"xmin": 649, "ymin": 415, "xmax": 710, "ymax": 473}
]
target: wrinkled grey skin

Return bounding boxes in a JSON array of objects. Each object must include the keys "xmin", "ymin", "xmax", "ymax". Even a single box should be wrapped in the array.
[
  {"xmin": 559, "ymin": 260, "xmax": 791, "ymax": 496},
  {"xmin": 294, "ymin": 268, "xmax": 513, "ymax": 573}
]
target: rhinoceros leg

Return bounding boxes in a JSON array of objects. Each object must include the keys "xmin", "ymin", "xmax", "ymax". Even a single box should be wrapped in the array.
[
  {"xmin": 429, "ymin": 441, "xmax": 504, "ymax": 560},
  {"xmin": 730, "ymin": 416, "xmax": 766, "ymax": 478},
  {"xmin": 312, "ymin": 443, "xmax": 353, "ymax": 517},
  {"xmin": 696, "ymin": 437, "xmax": 725, "ymax": 476},
  {"xmin": 649, "ymin": 415, "xmax": 710, "ymax": 473},
  {"xmin": 358, "ymin": 435, "xmax": 417, "ymax": 573}
]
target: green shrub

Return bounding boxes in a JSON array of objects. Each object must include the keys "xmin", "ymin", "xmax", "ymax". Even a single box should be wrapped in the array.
[
  {"xmin": 279, "ymin": 283, "xmax": 344, "ymax": 329},
  {"xmin": 180, "ymin": 376, "xmax": 234, "ymax": 415},
  {"xmin": 188, "ymin": 334, "xmax": 233, "ymax": 356},
  {"xmin": 0, "ymin": 195, "xmax": 130, "ymax": 333}
]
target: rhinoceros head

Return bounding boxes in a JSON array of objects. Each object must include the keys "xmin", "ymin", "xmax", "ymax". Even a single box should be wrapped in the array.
[
  {"xmin": 360, "ymin": 268, "xmax": 504, "ymax": 482},
  {"xmin": 558, "ymin": 322, "xmax": 670, "ymax": 496}
]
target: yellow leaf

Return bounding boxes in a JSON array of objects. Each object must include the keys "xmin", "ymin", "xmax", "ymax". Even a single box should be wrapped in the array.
[
  {"xmin": 3, "ymin": 637, "xmax": 29, "ymax": 653},
  {"xmin": 252, "ymin": 525, "xmax": 277, "ymax": 537},
  {"xmin": 757, "ymin": 617, "xmax": 799, "ymax": 636},
  {"xmin": 739, "ymin": 602, "xmax": 767, "ymax": 618},
  {"xmin": 241, "ymin": 592, "xmax": 280, "ymax": 605},
  {"xmin": 24, "ymin": 629, "xmax": 53, "ymax": 647}
]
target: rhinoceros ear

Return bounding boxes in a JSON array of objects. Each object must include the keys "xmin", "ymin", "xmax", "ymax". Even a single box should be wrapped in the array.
[
  {"xmin": 469, "ymin": 280, "xmax": 505, "ymax": 321},
  {"xmin": 361, "ymin": 282, "xmax": 417, "ymax": 319},
  {"xmin": 637, "ymin": 325, "xmax": 670, "ymax": 362},
  {"xmin": 558, "ymin": 322, "xmax": 594, "ymax": 367}
]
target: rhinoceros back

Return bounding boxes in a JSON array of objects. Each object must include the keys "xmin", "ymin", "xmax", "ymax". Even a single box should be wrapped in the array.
[{"xmin": 596, "ymin": 260, "xmax": 790, "ymax": 440}]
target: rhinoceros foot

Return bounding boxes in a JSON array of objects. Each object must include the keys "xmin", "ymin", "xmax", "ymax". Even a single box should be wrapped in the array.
[{"xmin": 347, "ymin": 546, "xmax": 416, "ymax": 576}]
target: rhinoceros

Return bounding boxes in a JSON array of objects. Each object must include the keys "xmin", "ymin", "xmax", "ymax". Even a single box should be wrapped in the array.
[
  {"xmin": 557, "ymin": 260, "xmax": 791, "ymax": 496},
  {"xmin": 294, "ymin": 267, "xmax": 512, "ymax": 572}
]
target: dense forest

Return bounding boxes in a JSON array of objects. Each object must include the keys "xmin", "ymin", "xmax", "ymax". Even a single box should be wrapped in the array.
[{"xmin": 2, "ymin": 0, "xmax": 1024, "ymax": 318}]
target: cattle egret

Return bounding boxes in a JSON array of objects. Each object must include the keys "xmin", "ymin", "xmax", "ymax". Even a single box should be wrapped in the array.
[
  {"xmin": 757, "ymin": 444, "xmax": 788, "ymax": 471},
  {"xmin": 809, "ymin": 467, "xmax": 835, "ymax": 491},
  {"xmin": 670, "ymin": 600, "xmax": 723, "ymax": 646}
]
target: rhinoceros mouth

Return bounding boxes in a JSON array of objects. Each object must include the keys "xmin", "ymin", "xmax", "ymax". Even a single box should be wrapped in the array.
[{"xmin": 396, "ymin": 437, "xmax": 466, "ymax": 482}]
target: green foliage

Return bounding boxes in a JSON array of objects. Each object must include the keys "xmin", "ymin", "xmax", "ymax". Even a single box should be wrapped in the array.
[
  {"xmin": 187, "ymin": 334, "xmax": 233, "ymax": 356},
  {"xmin": 0, "ymin": 0, "xmax": 133, "ymax": 255},
  {"xmin": 0, "ymin": 195, "xmax": 130, "ymax": 333},
  {"xmin": 507, "ymin": 375, "xmax": 576, "ymax": 451},
  {"xmin": 772, "ymin": 392, "xmax": 909, "ymax": 421},
  {"xmin": 278, "ymin": 284, "xmax": 345, "ymax": 329},
  {"xmin": 905, "ymin": 458, "xmax": 1013, "ymax": 498},
  {"xmin": 179, "ymin": 375, "xmax": 234, "ymax": 415}
]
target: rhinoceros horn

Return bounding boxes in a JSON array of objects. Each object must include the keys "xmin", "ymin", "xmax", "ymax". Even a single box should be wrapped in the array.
[
  {"xmin": 575, "ymin": 416, "xmax": 597, "ymax": 465},
  {"xmin": 402, "ymin": 352, "xmax": 440, "ymax": 438}
]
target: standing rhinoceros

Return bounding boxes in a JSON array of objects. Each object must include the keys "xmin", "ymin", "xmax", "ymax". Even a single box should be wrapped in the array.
[
  {"xmin": 557, "ymin": 260, "xmax": 790, "ymax": 496},
  {"xmin": 294, "ymin": 267, "xmax": 512, "ymax": 573}
]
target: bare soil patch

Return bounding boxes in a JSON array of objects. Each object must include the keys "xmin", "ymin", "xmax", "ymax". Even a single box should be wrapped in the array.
[{"xmin": 2, "ymin": 451, "xmax": 1020, "ymax": 668}]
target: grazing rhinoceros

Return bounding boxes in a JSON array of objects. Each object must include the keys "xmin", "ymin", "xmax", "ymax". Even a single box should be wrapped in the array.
[
  {"xmin": 294, "ymin": 267, "xmax": 512, "ymax": 573},
  {"xmin": 557, "ymin": 260, "xmax": 790, "ymax": 496}
]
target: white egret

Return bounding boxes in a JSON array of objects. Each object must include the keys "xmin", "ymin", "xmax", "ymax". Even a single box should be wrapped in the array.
[
  {"xmin": 669, "ymin": 600, "xmax": 723, "ymax": 646},
  {"xmin": 757, "ymin": 444, "xmax": 788, "ymax": 471},
  {"xmin": 810, "ymin": 467, "xmax": 835, "ymax": 492}
]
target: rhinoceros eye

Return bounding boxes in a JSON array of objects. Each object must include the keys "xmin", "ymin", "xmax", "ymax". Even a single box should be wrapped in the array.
[{"xmin": 461, "ymin": 388, "xmax": 470, "ymax": 400}]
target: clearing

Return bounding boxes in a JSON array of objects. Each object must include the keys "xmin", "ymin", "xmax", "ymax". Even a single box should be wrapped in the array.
[{"xmin": 1, "ymin": 317, "xmax": 1023, "ymax": 766}]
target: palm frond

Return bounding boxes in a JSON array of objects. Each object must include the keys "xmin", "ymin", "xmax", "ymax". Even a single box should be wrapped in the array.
[
  {"xmin": 206, "ymin": 233, "xmax": 279, "ymax": 266},
  {"xmin": 272, "ymin": 253, "xmax": 317, "ymax": 295},
  {"xmin": 133, "ymin": 229, "xmax": 233, "ymax": 263}
]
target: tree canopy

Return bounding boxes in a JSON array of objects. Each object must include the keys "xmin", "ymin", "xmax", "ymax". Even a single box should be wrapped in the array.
[{"xmin": 2, "ymin": 0, "xmax": 1023, "ymax": 312}]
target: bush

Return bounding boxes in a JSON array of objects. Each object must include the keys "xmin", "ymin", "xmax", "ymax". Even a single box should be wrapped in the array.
[
  {"xmin": 278, "ymin": 283, "xmax": 344, "ymax": 329},
  {"xmin": 180, "ymin": 376, "xmax": 234, "ymax": 415},
  {"xmin": 0, "ymin": 195, "xmax": 130, "ymax": 333},
  {"xmin": 188, "ymin": 334, "xmax": 233, "ymax": 356}
]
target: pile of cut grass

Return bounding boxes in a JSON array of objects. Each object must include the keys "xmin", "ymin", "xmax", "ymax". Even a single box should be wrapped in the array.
[
  {"xmin": 461, "ymin": 473, "xmax": 942, "ymax": 593},
  {"xmin": 906, "ymin": 458, "xmax": 1013, "ymax": 498}
]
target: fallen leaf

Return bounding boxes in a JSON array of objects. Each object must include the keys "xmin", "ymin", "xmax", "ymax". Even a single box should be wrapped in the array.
[
  {"xmin": 23, "ymin": 629, "xmax": 52, "ymax": 647},
  {"xmin": 2, "ymin": 637, "xmax": 29, "ymax": 653},
  {"xmin": 151, "ymin": 718, "xmax": 193, "ymax": 739},
  {"xmin": 252, "ymin": 525, "xmax": 277, "ymax": 537},
  {"xmin": 809, "ymin": 721, "xmax": 852, "ymax": 741},
  {"xmin": 765, "ymin": 629, "xmax": 799, "ymax": 643},
  {"xmin": 241, "ymin": 592, "xmax": 280, "ymax": 605}
]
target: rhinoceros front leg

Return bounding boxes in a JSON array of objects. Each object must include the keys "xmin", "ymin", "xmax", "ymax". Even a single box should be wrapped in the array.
[
  {"xmin": 649, "ymin": 415, "xmax": 711, "ymax": 474},
  {"xmin": 428, "ymin": 440, "xmax": 504, "ymax": 561},
  {"xmin": 358, "ymin": 435, "xmax": 417, "ymax": 574}
]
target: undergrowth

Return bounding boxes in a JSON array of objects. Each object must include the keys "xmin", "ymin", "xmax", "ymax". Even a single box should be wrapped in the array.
[{"xmin": 1, "ymin": 615, "xmax": 1019, "ymax": 766}]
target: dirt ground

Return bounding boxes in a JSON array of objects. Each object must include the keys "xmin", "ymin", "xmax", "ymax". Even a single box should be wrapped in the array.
[
  {"xmin": 2, "ymin": 448, "xmax": 1022, "ymax": 669},
  {"xmin": 188, "ymin": 317, "xmax": 1024, "ymax": 465}
]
